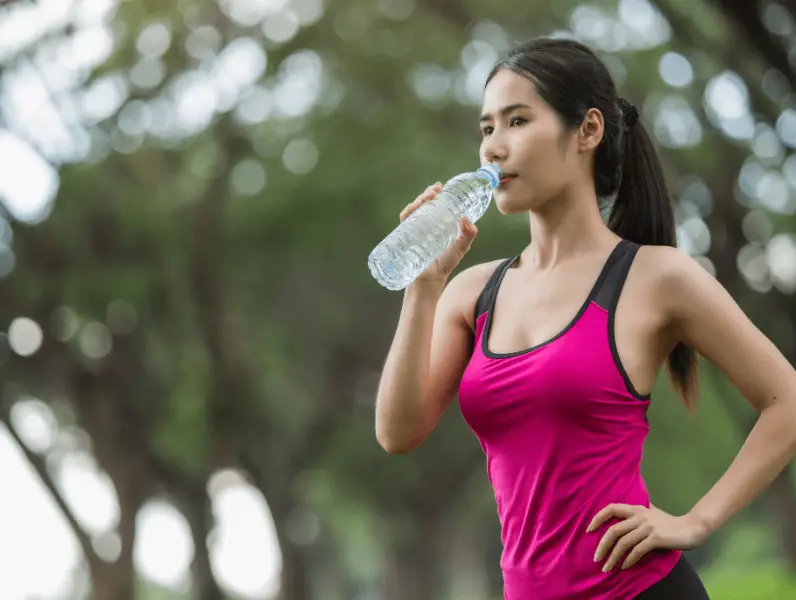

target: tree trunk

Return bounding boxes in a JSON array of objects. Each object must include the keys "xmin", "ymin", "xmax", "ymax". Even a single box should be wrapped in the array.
[
  {"xmin": 276, "ymin": 529, "xmax": 313, "ymax": 600},
  {"xmin": 89, "ymin": 563, "xmax": 136, "ymax": 600},
  {"xmin": 381, "ymin": 514, "xmax": 449, "ymax": 600},
  {"xmin": 89, "ymin": 492, "xmax": 139, "ymax": 600},
  {"xmin": 89, "ymin": 476, "xmax": 145, "ymax": 600},
  {"xmin": 769, "ymin": 467, "xmax": 796, "ymax": 570},
  {"xmin": 179, "ymin": 482, "xmax": 226, "ymax": 600}
]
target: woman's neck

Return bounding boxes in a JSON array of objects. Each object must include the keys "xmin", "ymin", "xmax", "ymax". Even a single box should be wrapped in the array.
[{"xmin": 524, "ymin": 190, "xmax": 618, "ymax": 269}]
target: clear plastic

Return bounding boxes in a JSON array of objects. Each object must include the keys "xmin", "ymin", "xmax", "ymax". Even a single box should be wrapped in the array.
[{"xmin": 368, "ymin": 164, "xmax": 502, "ymax": 290}]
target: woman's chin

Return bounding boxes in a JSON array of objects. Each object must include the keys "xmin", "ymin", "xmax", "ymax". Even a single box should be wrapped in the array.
[{"xmin": 494, "ymin": 195, "xmax": 531, "ymax": 215}]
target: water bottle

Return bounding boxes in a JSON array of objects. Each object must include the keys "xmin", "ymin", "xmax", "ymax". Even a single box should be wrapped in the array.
[{"xmin": 368, "ymin": 164, "xmax": 502, "ymax": 291}]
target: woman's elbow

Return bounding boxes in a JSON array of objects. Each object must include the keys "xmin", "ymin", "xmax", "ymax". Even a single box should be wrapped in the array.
[{"xmin": 375, "ymin": 426, "xmax": 423, "ymax": 454}]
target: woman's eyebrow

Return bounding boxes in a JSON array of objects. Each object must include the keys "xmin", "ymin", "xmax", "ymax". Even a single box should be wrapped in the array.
[{"xmin": 479, "ymin": 103, "xmax": 532, "ymax": 123}]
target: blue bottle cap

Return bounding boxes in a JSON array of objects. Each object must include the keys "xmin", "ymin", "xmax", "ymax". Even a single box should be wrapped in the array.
[{"xmin": 476, "ymin": 164, "xmax": 503, "ymax": 188}]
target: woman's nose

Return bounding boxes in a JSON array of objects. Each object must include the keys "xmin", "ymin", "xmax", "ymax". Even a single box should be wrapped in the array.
[{"xmin": 482, "ymin": 137, "xmax": 507, "ymax": 164}]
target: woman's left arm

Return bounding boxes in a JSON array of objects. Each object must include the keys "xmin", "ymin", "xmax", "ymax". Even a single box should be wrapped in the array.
[{"xmin": 590, "ymin": 248, "xmax": 796, "ymax": 572}]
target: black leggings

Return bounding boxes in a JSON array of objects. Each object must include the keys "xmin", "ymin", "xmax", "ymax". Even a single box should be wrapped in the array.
[{"xmin": 633, "ymin": 555, "xmax": 710, "ymax": 599}]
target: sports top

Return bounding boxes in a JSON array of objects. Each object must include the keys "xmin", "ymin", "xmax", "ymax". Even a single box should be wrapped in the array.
[{"xmin": 458, "ymin": 240, "xmax": 680, "ymax": 599}]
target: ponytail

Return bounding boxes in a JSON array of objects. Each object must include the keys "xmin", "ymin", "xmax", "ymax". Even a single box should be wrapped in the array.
[{"xmin": 608, "ymin": 101, "xmax": 699, "ymax": 410}]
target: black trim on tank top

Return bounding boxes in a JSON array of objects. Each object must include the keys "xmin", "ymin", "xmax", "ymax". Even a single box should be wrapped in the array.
[
  {"xmin": 593, "ymin": 242, "xmax": 633, "ymax": 310},
  {"xmin": 599, "ymin": 241, "xmax": 651, "ymax": 401},
  {"xmin": 480, "ymin": 240, "xmax": 626, "ymax": 360},
  {"xmin": 474, "ymin": 256, "xmax": 518, "ymax": 324},
  {"xmin": 471, "ymin": 257, "xmax": 518, "ymax": 354}
]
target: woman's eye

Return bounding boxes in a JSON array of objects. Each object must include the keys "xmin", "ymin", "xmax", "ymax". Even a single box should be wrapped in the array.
[{"xmin": 481, "ymin": 118, "xmax": 524, "ymax": 136}]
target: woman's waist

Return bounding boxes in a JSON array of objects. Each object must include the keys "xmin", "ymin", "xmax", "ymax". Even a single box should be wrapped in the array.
[
  {"xmin": 493, "ymin": 463, "xmax": 651, "ymax": 566},
  {"xmin": 488, "ymin": 441, "xmax": 646, "ymax": 506},
  {"xmin": 501, "ymin": 548, "xmax": 681, "ymax": 600},
  {"xmin": 497, "ymin": 481, "xmax": 677, "ymax": 600}
]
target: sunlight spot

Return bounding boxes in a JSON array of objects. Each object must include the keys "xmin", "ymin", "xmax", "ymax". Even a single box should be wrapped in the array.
[
  {"xmin": 52, "ymin": 306, "xmax": 81, "ymax": 342},
  {"xmin": 737, "ymin": 243, "xmax": 773, "ymax": 293},
  {"xmin": 9, "ymin": 397, "xmax": 58, "ymax": 454},
  {"xmin": 8, "ymin": 317, "xmax": 43, "ymax": 357},
  {"xmin": 57, "ymin": 452, "xmax": 120, "ymax": 536},
  {"xmin": 209, "ymin": 473, "xmax": 281, "ymax": 599},
  {"xmin": 0, "ymin": 132, "xmax": 59, "ymax": 223},
  {"xmin": 136, "ymin": 21, "xmax": 171, "ymax": 58},
  {"xmin": 263, "ymin": 10, "xmax": 300, "ymax": 44},
  {"xmin": 0, "ymin": 427, "xmax": 79, "ymax": 598},
  {"xmin": 282, "ymin": 139, "xmax": 318, "ymax": 175},
  {"xmin": 378, "ymin": 0, "xmax": 414, "ymax": 21},
  {"xmin": 293, "ymin": 0, "xmax": 325, "ymax": 26},
  {"xmin": 135, "ymin": 500, "xmax": 194, "ymax": 589},
  {"xmin": 231, "ymin": 159, "xmax": 267, "ymax": 196},
  {"xmin": 409, "ymin": 63, "xmax": 451, "ymax": 107},
  {"xmin": 658, "ymin": 52, "xmax": 693, "ymax": 88},
  {"xmin": 78, "ymin": 322, "xmax": 113, "ymax": 360},
  {"xmin": 768, "ymin": 233, "xmax": 796, "ymax": 293}
]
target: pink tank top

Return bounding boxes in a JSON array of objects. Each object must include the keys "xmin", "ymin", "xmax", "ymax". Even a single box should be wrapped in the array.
[{"xmin": 458, "ymin": 240, "xmax": 680, "ymax": 600}]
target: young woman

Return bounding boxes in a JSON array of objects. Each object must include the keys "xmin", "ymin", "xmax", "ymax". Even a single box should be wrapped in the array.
[{"xmin": 374, "ymin": 38, "xmax": 796, "ymax": 599}]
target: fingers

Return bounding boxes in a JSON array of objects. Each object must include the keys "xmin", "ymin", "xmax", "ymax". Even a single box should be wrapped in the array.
[
  {"xmin": 436, "ymin": 217, "xmax": 477, "ymax": 275},
  {"xmin": 396, "ymin": 183, "xmax": 478, "ymax": 275},
  {"xmin": 621, "ymin": 537, "xmax": 657, "ymax": 570},
  {"xmin": 587, "ymin": 504, "xmax": 637, "ymax": 533},
  {"xmin": 593, "ymin": 517, "xmax": 640, "ymax": 562},
  {"xmin": 399, "ymin": 182, "xmax": 442, "ymax": 222},
  {"xmin": 446, "ymin": 217, "xmax": 476, "ymax": 262},
  {"xmin": 601, "ymin": 524, "xmax": 652, "ymax": 572},
  {"xmin": 457, "ymin": 216, "xmax": 478, "ymax": 242}
]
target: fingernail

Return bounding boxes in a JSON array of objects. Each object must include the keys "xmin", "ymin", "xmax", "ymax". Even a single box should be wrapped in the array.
[{"xmin": 602, "ymin": 565, "xmax": 610, "ymax": 573}]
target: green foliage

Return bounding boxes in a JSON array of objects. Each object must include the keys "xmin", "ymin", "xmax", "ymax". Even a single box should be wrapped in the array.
[
  {"xmin": 1, "ymin": 0, "xmax": 796, "ymax": 598},
  {"xmin": 704, "ymin": 566, "xmax": 796, "ymax": 600}
]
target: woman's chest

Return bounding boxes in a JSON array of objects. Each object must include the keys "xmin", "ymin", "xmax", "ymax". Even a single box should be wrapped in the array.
[{"xmin": 459, "ymin": 313, "xmax": 630, "ymax": 436}]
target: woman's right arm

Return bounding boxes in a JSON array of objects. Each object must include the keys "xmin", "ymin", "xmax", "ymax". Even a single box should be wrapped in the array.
[
  {"xmin": 375, "ymin": 263, "xmax": 495, "ymax": 454},
  {"xmin": 374, "ymin": 182, "xmax": 496, "ymax": 453}
]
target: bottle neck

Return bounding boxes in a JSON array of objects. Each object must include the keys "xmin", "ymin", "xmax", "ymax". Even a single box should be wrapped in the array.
[{"xmin": 476, "ymin": 164, "xmax": 502, "ymax": 189}]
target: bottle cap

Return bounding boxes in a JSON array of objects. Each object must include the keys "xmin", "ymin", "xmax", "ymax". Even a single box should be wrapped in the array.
[{"xmin": 476, "ymin": 164, "xmax": 502, "ymax": 189}]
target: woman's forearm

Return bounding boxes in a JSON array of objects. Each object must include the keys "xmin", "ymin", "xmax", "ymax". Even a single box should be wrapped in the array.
[{"xmin": 687, "ymin": 402, "xmax": 796, "ymax": 537}]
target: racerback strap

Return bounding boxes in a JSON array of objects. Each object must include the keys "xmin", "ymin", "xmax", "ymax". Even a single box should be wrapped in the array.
[
  {"xmin": 593, "ymin": 240, "xmax": 640, "ymax": 314},
  {"xmin": 474, "ymin": 256, "xmax": 519, "ymax": 324}
]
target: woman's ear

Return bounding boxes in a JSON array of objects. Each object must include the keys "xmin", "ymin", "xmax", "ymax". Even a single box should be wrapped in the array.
[{"xmin": 579, "ymin": 107, "xmax": 604, "ymax": 152}]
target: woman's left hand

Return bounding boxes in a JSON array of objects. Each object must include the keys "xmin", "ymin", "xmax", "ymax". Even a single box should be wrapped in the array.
[{"xmin": 587, "ymin": 504, "xmax": 708, "ymax": 572}]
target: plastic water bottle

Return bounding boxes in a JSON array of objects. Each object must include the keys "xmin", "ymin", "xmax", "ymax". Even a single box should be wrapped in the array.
[{"xmin": 368, "ymin": 164, "xmax": 502, "ymax": 291}]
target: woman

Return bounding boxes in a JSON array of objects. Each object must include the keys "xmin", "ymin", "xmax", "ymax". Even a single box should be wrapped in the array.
[{"xmin": 374, "ymin": 38, "xmax": 796, "ymax": 599}]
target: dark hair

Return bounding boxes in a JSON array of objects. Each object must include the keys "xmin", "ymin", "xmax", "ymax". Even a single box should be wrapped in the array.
[{"xmin": 486, "ymin": 37, "xmax": 698, "ymax": 409}]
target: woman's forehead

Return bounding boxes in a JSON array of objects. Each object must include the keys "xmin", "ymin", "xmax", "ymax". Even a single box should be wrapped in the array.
[{"xmin": 481, "ymin": 70, "xmax": 540, "ymax": 112}]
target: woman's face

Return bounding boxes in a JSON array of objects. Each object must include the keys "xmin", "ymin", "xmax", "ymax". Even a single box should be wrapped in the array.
[{"xmin": 479, "ymin": 69, "xmax": 589, "ymax": 215}]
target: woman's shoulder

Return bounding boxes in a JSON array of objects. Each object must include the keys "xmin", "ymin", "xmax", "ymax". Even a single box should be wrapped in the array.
[
  {"xmin": 633, "ymin": 244, "xmax": 717, "ymax": 301},
  {"xmin": 449, "ymin": 258, "xmax": 509, "ymax": 295},
  {"xmin": 444, "ymin": 258, "xmax": 511, "ymax": 328},
  {"xmin": 634, "ymin": 244, "xmax": 707, "ymax": 280}
]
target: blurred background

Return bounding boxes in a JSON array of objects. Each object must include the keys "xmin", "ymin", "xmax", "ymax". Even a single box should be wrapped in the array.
[{"xmin": 1, "ymin": 0, "xmax": 796, "ymax": 599}]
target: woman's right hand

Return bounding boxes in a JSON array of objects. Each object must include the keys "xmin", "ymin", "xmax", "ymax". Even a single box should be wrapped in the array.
[{"xmin": 399, "ymin": 182, "xmax": 479, "ymax": 285}]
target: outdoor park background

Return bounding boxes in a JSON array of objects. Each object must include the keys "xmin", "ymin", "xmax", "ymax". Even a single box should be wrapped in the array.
[{"xmin": 2, "ymin": 0, "xmax": 796, "ymax": 598}]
